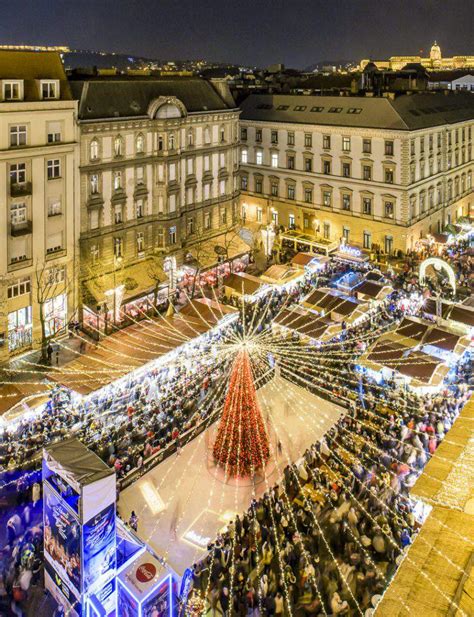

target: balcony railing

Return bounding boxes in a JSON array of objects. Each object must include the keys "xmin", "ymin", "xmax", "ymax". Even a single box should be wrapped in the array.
[
  {"xmin": 10, "ymin": 181, "xmax": 32, "ymax": 197},
  {"xmin": 11, "ymin": 220, "xmax": 32, "ymax": 237}
]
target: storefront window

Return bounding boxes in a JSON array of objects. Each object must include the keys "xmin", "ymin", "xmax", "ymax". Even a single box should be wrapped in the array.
[
  {"xmin": 44, "ymin": 293, "xmax": 67, "ymax": 337},
  {"xmin": 8, "ymin": 306, "xmax": 32, "ymax": 351}
]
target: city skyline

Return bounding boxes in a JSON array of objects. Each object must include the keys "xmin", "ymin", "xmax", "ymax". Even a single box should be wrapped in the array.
[{"xmin": 0, "ymin": 0, "xmax": 472, "ymax": 68}]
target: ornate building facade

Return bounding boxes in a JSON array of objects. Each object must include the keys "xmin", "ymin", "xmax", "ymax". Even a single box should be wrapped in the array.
[
  {"xmin": 71, "ymin": 78, "xmax": 240, "ymax": 331},
  {"xmin": 0, "ymin": 51, "xmax": 79, "ymax": 361},
  {"xmin": 359, "ymin": 42, "xmax": 474, "ymax": 72},
  {"xmin": 238, "ymin": 92, "xmax": 473, "ymax": 254}
]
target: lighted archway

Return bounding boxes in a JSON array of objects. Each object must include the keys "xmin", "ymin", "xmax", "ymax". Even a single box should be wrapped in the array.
[{"xmin": 419, "ymin": 257, "xmax": 456, "ymax": 293}]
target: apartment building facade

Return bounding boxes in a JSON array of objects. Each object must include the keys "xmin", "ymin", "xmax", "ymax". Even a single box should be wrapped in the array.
[
  {"xmin": 71, "ymin": 78, "xmax": 240, "ymax": 330},
  {"xmin": 0, "ymin": 51, "xmax": 78, "ymax": 361},
  {"xmin": 238, "ymin": 93, "xmax": 473, "ymax": 254}
]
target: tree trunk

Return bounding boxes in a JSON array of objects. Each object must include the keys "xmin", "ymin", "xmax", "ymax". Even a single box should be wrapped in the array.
[{"xmin": 191, "ymin": 267, "xmax": 201, "ymax": 299}]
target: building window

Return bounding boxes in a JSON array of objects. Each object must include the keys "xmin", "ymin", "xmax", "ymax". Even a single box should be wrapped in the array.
[
  {"xmin": 287, "ymin": 132, "xmax": 295, "ymax": 146},
  {"xmin": 363, "ymin": 231, "xmax": 372, "ymax": 249},
  {"xmin": 10, "ymin": 203, "xmax": 27, "ymax": 225},
  {"xmin": 304, "ymin": 133, "xmax": 312, "ymax": 148},
  {"xmin": 287, "ymin": 155, "xmax": 295, "ymax": 170},
  {"xmin": 287, "ymin": 185, "xmax": 295, "ymax": 200},
  {"xmin": 271, "ymin": 182, "xmax": 279, "ymax": 197},
  {"xmin": 322, "ymin": 190, "xmax": 332, "ymax": 207},
  {"xmin": 221, "ymin": 208, "xmax": 227, "ymax": 224},
  {"xmin": 342, "ymin": 194, "xmax": 351, "ymax": 211},
  {"xmin": 363, "ymin": 165, "xmax": 372, "ymax": 181},
  {"xmin": 362, "ymin": 197, "xmax": 372, "ymax": 215},
  {"xmin": 10, "ymin": 163, "xmax": 26, "ymax": 185},
  {"xmin": 3, "ymin": 81, "xmax": 21, "ymax": 101},
  {"xmin": 271, "ymin": 130, "xmax": 278, "ymax": 144},
  {"xmin": 219, "ymin": 179, "xmax": 226, "ymax": 195},
  {"xmin": 343, "ymin": 226, "xmax": 350, "ymax": 242},
  {"xmin": 168, "ymin": 194, "xmax": 177, "ymax": 213},
  {"xmin": 271, "ymin": 153, "xmax": 279, "ymax": 168},
  {"xmin": 241, "ymin": 176, "xmax": 248, "ymax": 190},
  {"xmin": 362, "ymin": 138, "xmax": 371, "ymax": 154},
  {"xmin": 10, "ymin": 125, "xmax": 27, "ymax": 147},
  {"xmin": 385, "ymin": 235, "xmax": 393, "ymax": 254},
  {"xmin": 46, "ymin": 232, "xmax": 63, "ymax": 254},
  {"xmin": 186, "ymin": 158, "xmax": 194, "ymax": 176},
  {"xmin": 136, "ymin": 232, "xmax": 144, "ymax": 254},
  {"xmin": 323, "ymin": 159, "xmax": 331, "ymax": 174},
  {"xmin": 256, "ymin": 151, "xmax": 263, "ymax": 165},
  {"xmin": 47, "ymin": 159, "xmax": 61, "ymax": 180},
  {"xmin": 136, "ymin": 166, "xmax": 144, "ymax": 185},
  {"xmin": 41, "ymin": 81, "xmax": 58, "ymax": 99},
  {"xmin": 289, "ymin": 214, "xmax": 295, "ymax": 229},
  {"xmin": 203, "ymin": 155, "xmax": 210, "ymax": 172},
  {"xmin": 188, "ymin": 217, "xmax": 195, "ymax": 234},
  {"xmin": 169, "ymin": 163, "xmax": 176, "ymax": 182},
  {"xmin": 342, "ymin": 136, "xmax": 351, "ymax": 152},
  {"xmin": 90, "ymin": 244, "xmax": 99, "ymax": 263},
  {"xmin": 304, "ymin": 188, "xmax": 313, "ymax": 203},
  {"xmin": 8, "ymin": 306, "xmax": 32, "ymax": 351},
  {"xmin": 203, "ymin": 183, "xmax": 210, "ymax": 200},
  {"xmin": 47, "ymin": 122, "xmax": 61, "ymax": 143},
  {"xmin": 385, "ymin": 140, "xmax": 394, "ymax": 156},
  {"xmin": 271, "ymin": 210, "xmax": 278, "ymax": 225},
  {"xmin": 90, "ymin": 174, "xmax": 99, "ymax": 194},
  {"xmin": 113, "ymin": 171, "xmax": 122, "ymax": 191},
  {"xmin": 384, "ymin": 168, "xmax": 394, "ymax": 184},
  {"xmin": 384, "ymin": 201, "xmax": 394, "ymax": 219},
  {"xmin": 187, "ymin": 129, "xmax": 194, "ymax": 147},
  {"xmin": 240, "ymin": 127, "xmax": 247, "ymax": 141},
  {"xmin": 323, "ymin": 135, "xmax": 331, "ymax": 149},
  {"xmin": 169, "ymin": 133, "xmax": 176, "ymax": 149},
  {"xmin": 136, "ymin": 199, "xmax": 144, "ymax": 219},
  {"xmin": 241, "ymin": 149, "xmax": 248, "ymax": 164},
  {"xmin": 323, "ymin": 223, "xmax": 330, "ymax": 239},
  {"xmin": 90, "ymin": 139, "xmax": 99, "ymax": 161},
  {"xmin": 89, "ymin": 209, "xmax": 99, "ymax": 230},
  {"xmin": 114, "ymin": 237, "xmax": 123, "ymax": 257},
  {"xmin": 8, "ymin": 276, "xmax": 31, "ymax": 299},
  {"xmin": 114, "ymin": 136, "xmax": 123, "ymax": 157},
  {"xmin": 256, "ymin": 207, "xmax": 262, "ymax": 223},
  {"xmin": 114, "ymin": 204, "xmax": 123, "ymax": 224},
  {"xmin": 255, "ymin": 178, "xmax": 262, "ymax": 193},
  {"xmin": 204, "ymin": 212, "xmax": 211, "ymax": 230},
  {"xmin": 157, "ymin": 135, "xmax": 163, "ymax": 151},
  {"xmin": 136, "ymin": 133, "xmax": 145, "ymax": 154},
  {"xmin": 342, "ymin": 162, "xmax": 351, "ymax": 178},
  {"xmin": 203, "ymin": 128, "xmax": 210, "ymax": 144},
  {"xmin": 48, "ymin": 198, "xmax": 62, "ymax": 217},
  {"xmin": 304, "ymin": 157, "xmax": 312, "ymax": 172},
  {"xmin": 220, "ymin": 126, "xmax": 226, "ymax": 143},
  {"xmin": 255, "ymin": 128, "xmax": 262, "ymax": 142}
]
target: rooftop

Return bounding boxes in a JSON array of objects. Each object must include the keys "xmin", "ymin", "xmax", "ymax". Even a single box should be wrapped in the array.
[{"xmin": 240, "ymin": 91, "xmax": 474, "ymax": 130}]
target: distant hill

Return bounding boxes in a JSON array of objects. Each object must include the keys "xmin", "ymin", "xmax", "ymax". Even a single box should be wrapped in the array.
[{"xmin": 63, "ymin": 50, "xmax": 157, "ymax": 70}]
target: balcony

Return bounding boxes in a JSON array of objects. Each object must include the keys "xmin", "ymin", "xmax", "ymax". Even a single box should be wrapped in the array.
[
  {"xmin": 11, "ymin": 220, "xmax": 32, "ymax": 237},
  {"xmin": 10, "ymin": 181, "xmax": 32, "ymax": 197}
]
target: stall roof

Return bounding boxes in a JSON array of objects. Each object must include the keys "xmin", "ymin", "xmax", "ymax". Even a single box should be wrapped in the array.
[
  {"xmin": 353, "ymin": 280, "xmax": 392, "ymax": 300},
  {"xmin": 396, "ymin": 317, "xmax": 431, "ymax": 343},
  {"xmin": 423, "ymin": 327, "xmax": 467, "ymax": 353},
  {"xmin": 45, "ymin": 437, "xmax": 114, "ymax": 486},
  {"xmin": 0, "ymin": 382, "xmax": 52, "ymax": 418},
  {"xmin": 303, "ymin": 287, "xmax": 364, "ymax": 317},
  {"xmin": 224, "ymin": 272, "xmax": 265, "ymax": 296},
  {"xmin": 423, "ymin": 299, "xmax": 474, "ymax": 328},
  {"xmin": 178, "ymin": 298, "xmax": 238, "ymax": 326},
  {"xmin": 48, "ymin": 313, "xmax": 215, "ymax": 396},
  {"xmin": 274, "ymin": 308, "xmax": 333, "ymax": 339},
  {"xmin": 291, "ymin": 252, "xmax": 329, "ymax": 268},
  {"xmin": 261, "ymin": 264, "xmax": 302, "ymax": 285}
]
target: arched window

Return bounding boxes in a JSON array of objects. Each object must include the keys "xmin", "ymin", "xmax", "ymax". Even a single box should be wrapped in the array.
[
  {"xmin": 136, "ymin": 133, "xmax": 144, "ymax": 154},
  {"xmin": 90, "ymin": 138, "xmax": 99, "ymax": 161},
  {"xmin": 219, "ymin": 125, "xmax": 226, "ymax": 143},
  {"xmin": 114, "ymin": 135, "xmax": 123, "ymax": 157},
  {"xmin": 187, "ymin": 129, "xmax": 194, "ymax": 147},
  {"xmin": 204, "ymin": 126, "xmax": 211, "ymax": 144}
]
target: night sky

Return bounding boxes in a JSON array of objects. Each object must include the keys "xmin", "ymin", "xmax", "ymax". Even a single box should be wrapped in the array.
[{"xmin": 0, "ymin": 0, "xmax": 472, "ymax": 68}]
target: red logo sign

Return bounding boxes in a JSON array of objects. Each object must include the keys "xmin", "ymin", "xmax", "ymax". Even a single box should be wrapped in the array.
[{"xmin": 136, "ymin": 563, "xmax": 156, "ymax": 583}]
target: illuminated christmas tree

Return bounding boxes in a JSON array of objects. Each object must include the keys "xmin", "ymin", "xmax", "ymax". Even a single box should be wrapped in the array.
[{"xmin": 213, "ymin": 349, "xmax": 270, "ymax": 476}]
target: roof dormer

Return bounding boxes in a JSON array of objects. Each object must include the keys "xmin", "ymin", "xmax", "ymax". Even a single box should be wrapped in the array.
[
  {"xmin": 1, "ymin": 80, "xmax": 24, "ymax": 102},
  {"xmin": 39, "ymin": 79, "xmax": 60, "ymax": 100}
]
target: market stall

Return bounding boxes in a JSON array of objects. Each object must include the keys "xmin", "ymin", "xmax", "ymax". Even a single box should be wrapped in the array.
[
  {"xmin": 260, "ymin": 264, "xmax": 305, "ymax": 288},
  {"xmin": 291, "ymin": 252, "xmax": 330, "ymax": 272},
  {"xmin": 303, "ymin": 287, "xmax": 370, "ymax": 326},
  {"xmin": 280, "ymin": 230, "xmax": 339, "ymax": 256},
  {"xmin": 224, "ymin": 272, "xmax": 267, "ymax": 300},
  {"xmin": 273, "ymin": 307, "xmax": 337, "ymax": 343}
]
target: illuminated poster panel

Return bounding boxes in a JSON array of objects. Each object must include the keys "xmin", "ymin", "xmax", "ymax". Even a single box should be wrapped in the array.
[
  {"xmin": 83, "ymin": 502, "xmax": 116, "ymax": 592},
  {"xmin": 43, "ymin": 482, "xmax": 82, "ymax": 597}
]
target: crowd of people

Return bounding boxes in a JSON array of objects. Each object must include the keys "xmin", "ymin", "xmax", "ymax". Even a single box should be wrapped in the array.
[{"xmin": 186, "ymin": 329, "xmax": 471, "ymax": 616}]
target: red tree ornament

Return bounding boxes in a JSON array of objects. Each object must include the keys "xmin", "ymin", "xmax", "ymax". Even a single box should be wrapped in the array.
[{"xmin": 213, "ymin": 349, "xmax": 270, "ymax": 477}]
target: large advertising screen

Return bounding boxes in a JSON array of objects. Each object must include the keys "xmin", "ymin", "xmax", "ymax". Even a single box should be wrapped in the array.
[
  {"xmin": 43, "ymin": 483, "xmax": 81, "ymax": 597},
  {"xmin": 83, "ymin": 502, "xmax": 116, "ymax": 592}
]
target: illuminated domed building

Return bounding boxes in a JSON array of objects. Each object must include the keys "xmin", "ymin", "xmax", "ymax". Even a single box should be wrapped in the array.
[{"xmin": 359, "ymin": 41, "xmax": 474, "ymax": 71}]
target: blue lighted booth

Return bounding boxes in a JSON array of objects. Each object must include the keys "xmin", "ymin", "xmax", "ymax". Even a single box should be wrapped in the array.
[
  {"xmin": 43, "ymin": 438, "xmax": 117, "ymax": 616},
  {"xmin": 43, "ymin": 438, "xmax": 178, "ymax": 616}
]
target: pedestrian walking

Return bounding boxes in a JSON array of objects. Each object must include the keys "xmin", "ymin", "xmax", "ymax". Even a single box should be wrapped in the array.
[{"xmin": 129, "ymin": 511, "xmax": 139, "ymax": 532}]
